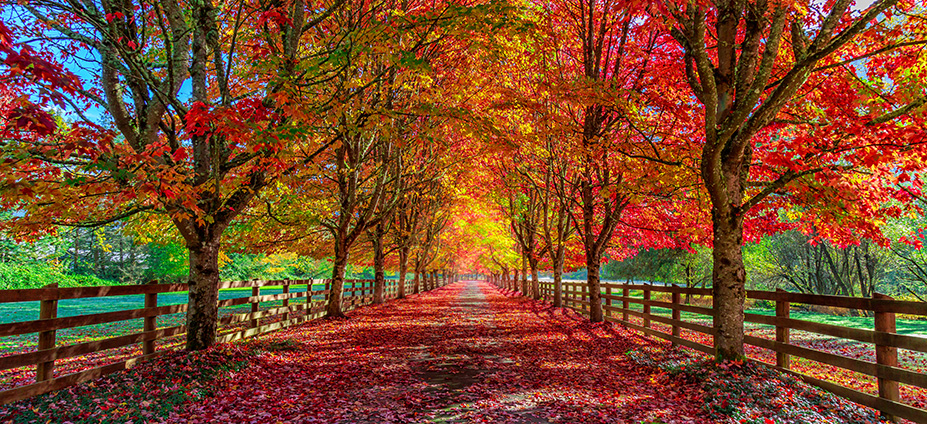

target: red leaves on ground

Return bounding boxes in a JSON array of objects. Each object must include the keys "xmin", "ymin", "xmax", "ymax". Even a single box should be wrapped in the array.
[{"xmin": 168, "ymin": 281, "xmax": 712, "ymax": 423}]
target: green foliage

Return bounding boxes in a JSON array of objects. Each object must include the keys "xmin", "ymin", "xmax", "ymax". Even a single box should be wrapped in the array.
[
  {"xmin": 602, "ymin": 247, "xmax": 711, "ymax": 288},
  {"xmin": 0, "ymin": 262, "xmax": 115, "ymax": 290},
  {"xmin": 219, "ymin": 252, "xmax": 333, "ymax": 281},
  {"xmin": 145, "ymin": 242, "xmax": 189, "ymax": 283}
]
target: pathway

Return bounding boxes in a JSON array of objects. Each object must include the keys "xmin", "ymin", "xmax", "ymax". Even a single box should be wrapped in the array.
[{"xmin": 167, "ymin": 281, "xmax": 711, "ymax": 424}]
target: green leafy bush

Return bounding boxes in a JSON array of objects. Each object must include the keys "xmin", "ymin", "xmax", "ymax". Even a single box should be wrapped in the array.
[{"xmin": 0, "ymin": 262, "xmax": 117, "ymax": 290}]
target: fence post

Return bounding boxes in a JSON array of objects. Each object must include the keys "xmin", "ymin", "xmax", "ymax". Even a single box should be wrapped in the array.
[
  {"xmin": 643, "ymin": 284, "xmax": 651, "ymax": 329},
  {"xmin": 572, "ymin": 282, "xmax": 578, "ymax": 310},
  {"xmin": 605, "ymin": 286, "xmax": 613, "ymax": 319},
  {"xmin": 309, "ymin": 278, "xmax": 318, "ymax": 318},
  {"xmin": 582, "ymin": 282, "xmax": 589, "ymax": 314},
  {"xmin": 874, "ymin": 292, "xmax": 900, "ymax": 422},
  {"xmin": 251, "ymin": 279, "xmax": 260, "ymax": 329},
  {"xmin": 282, "ymin": 281, "xmax": 290, "ymax": 324},
  {"xmin": 325, "ymin": 279, "xmax": 331, "ymax": 304},
  {"xmin": 622, "ymin": 286, "xmax": 629, "ymax": 322},
  {"xmin": 671, "ymin": 284, "xmax": 681, "ymax": 347},
  {"xmin": 36, "ymin": 283, "xmax": 59, "ymax": 382},
  {"xmin": 143, "ymin": 280, "xmax": 159, "ymax": 356},
  {"xmin": 775, "ymin": 288, "xmax": 791, "ymax": 370},
  {"xmin": 564, "ymin": 282, "xmax": 570, "ymax": 308}
]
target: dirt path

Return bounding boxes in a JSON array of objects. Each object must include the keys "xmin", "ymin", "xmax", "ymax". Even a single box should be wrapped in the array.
[{"xmin": 167, "ymin": 281, "xmax": 711, "ymax": 424}]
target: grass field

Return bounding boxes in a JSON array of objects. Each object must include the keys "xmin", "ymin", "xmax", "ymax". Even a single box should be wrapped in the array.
[{"xmin": 0, "ymin": 285, "xmax": 324, "ymax": 325}]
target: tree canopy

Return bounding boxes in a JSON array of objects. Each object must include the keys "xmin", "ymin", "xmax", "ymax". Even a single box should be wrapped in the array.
[{"xmin": 0, "ymin": 0, "xmax": 925, "ymax": 356}]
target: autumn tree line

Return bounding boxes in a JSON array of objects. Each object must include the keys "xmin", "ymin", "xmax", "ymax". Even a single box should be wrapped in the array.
[
  {"xmin": 461, "ymin": 0, "xmax": 927, "ymax": 360},
  {"xmin": 1, "ymin": 0, "xmax": 926, "ymax": 360}
]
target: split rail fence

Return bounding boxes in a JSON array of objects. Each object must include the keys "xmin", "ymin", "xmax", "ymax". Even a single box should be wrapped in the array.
[
  {"xmin": 504, "ymin": 280, "xmax": 927, "ymax": 422},
  {"xmin": 0, "ymin": 276, "xmax": 449, "ymax": 405}
]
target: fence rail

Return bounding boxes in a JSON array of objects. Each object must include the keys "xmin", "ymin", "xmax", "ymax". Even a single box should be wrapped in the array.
[
  {"xmin": 0, "ymin": 276, "xmax": 449, "ymax": 405},
  {"xmin": 516, "ymin": 279, "xmax": 927, "ymax": 423}
]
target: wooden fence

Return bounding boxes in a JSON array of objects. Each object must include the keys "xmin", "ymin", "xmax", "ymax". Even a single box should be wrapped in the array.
[
  {"xmin": 512, "ymin": 280, "xmax": 927, "ymax": 422},
  {"xmin": 0, "ymin": 276, "xmax": 448, "ymax": 405}
]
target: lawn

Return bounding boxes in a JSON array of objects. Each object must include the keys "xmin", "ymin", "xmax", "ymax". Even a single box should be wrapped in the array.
[{"xmin": 0, "ymin": 284, "xmax": 350, "ymax": 392}]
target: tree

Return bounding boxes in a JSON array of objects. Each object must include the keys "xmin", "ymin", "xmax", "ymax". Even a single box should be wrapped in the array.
[
  {"xmin": 665, "ymin": 0, "xmax": 927, "ymax": 358},
  {"xmin": 490, "ymin": 155, "xmax": 545, "ymax": 299},
  {"xmin": 410, "ymin": 190, "xmax": 451, "ymax": 293},
  {"xmin": 391, "ymin": 175, "xmax": 442, "ymax": 298},
  {"xmin": 0, "ymin": 0, "xmax": 356, "ymax": 348},
  {"xmin": 537, "ymin": 0, "xmax": 684, "ymax": 322}
]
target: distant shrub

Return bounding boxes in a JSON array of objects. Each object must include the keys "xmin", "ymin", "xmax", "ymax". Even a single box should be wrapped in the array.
[
  {"xmin": 0, "ymin": 262, "xmax": 118, "ymax": 290},
  {"xmin": 751, "ymin": 298, "xmax": 775, "ymax": 310}
]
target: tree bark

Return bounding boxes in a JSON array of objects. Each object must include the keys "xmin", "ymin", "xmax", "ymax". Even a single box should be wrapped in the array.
[
  {"xmin": 372, "ymin": 235, "xmax": 385, "ymax": 304},
  {"xmin": 529, "ymin": 259, "xmax": 540, "ymax": 300},
  {"xmin": 712, "ymin": 211, "xmax": 747, "ymax": 359},
  {"xmin": 397, "ymin": 247, "xmax": 409, "ymax": 299},
  {"xmin": 553, "ymin": 248, "xmax": 564, "ymax": 307},
  {"xmin": 521, "ymin": 255, "xmax": 528, "ymax": 295},
  {"xmin": 185, "ymin": 240, "xmax": 221, "ymax": 350},
  {"xmin": 413, "ymin": 270, "xmax": 421, "ymax": 294},
  {"xmin": 587, "ymin": 257, "xmax": 604, "ymax": 322},
  {"xmin": 326, "ymin": 246, "xmax": 349, "ymax": 318}
]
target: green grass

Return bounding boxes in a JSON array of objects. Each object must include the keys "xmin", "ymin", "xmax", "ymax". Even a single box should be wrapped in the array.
[
  {"xmin": 596, "ymin": 289, "xmax": 927, "ymax": 334},
  {"xmin": 0, "ymin": 285, "xmax": 334, "ymax": 325},
  {"xmin": 0, "ymin": 281, "xmax": 388, "ymax": 354},
  {"xmin": 0, "ymin": 284, "xmax": 359, "ymax": 354},
  {"xmin": 743, "ymin": 308, "xmax": 927, "ymax": 335}
]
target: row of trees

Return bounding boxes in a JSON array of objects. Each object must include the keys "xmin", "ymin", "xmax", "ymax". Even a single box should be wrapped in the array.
[
  {"xmin": 470, "ymin": 0, "xmax": 927, "ymax": 360},
  {"xmin": 0, "ymin": 0, "xmax": 492, "ymax": 348},
  {"xmin": 2, "ymin": 0, "xmax": 926, "ymax": 360}
]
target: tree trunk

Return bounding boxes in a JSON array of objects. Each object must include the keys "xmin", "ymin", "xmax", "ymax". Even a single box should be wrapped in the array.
[
  {"xmin": 685, "ymin": 263, "xmax": 692, "ymax": 304},
  {"xmin": 373, "ymin": 236, "xmax": 385, "ymax": 304},
  {"xmin": 413, "ymin": 270, "xmax": 421, "ymax": 294},
  {"xmin": 553, "ymin": 247, "xmax": 564, "ymax": 307},
  {"xmin": 326, "ymin": 246, "xmax": 349, "ymax": 318},
  {"xmin": 513, "ymin": 270, "xmax": 519, "ymax": 294},
  {"xmin": 712, "ymin": 211, "xmax": 746, "ymax": 359},
  {"xmin": 530, "ymin": 259, "xmax": 540, "ymax": 300},
  {"xmin": 521, "ymin": 255, "xmax": 528, "ymax": 295},
  {"xmin": 397, "ymin": 247, "xmax": 409, "ymax": 299},
  {"xmin": 587, "ymin": 257, "xmax": 603, "ymax": 322},
  {"xmin": 186, "ymin": 240, "xmax": 221, "ymax": 350}
]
